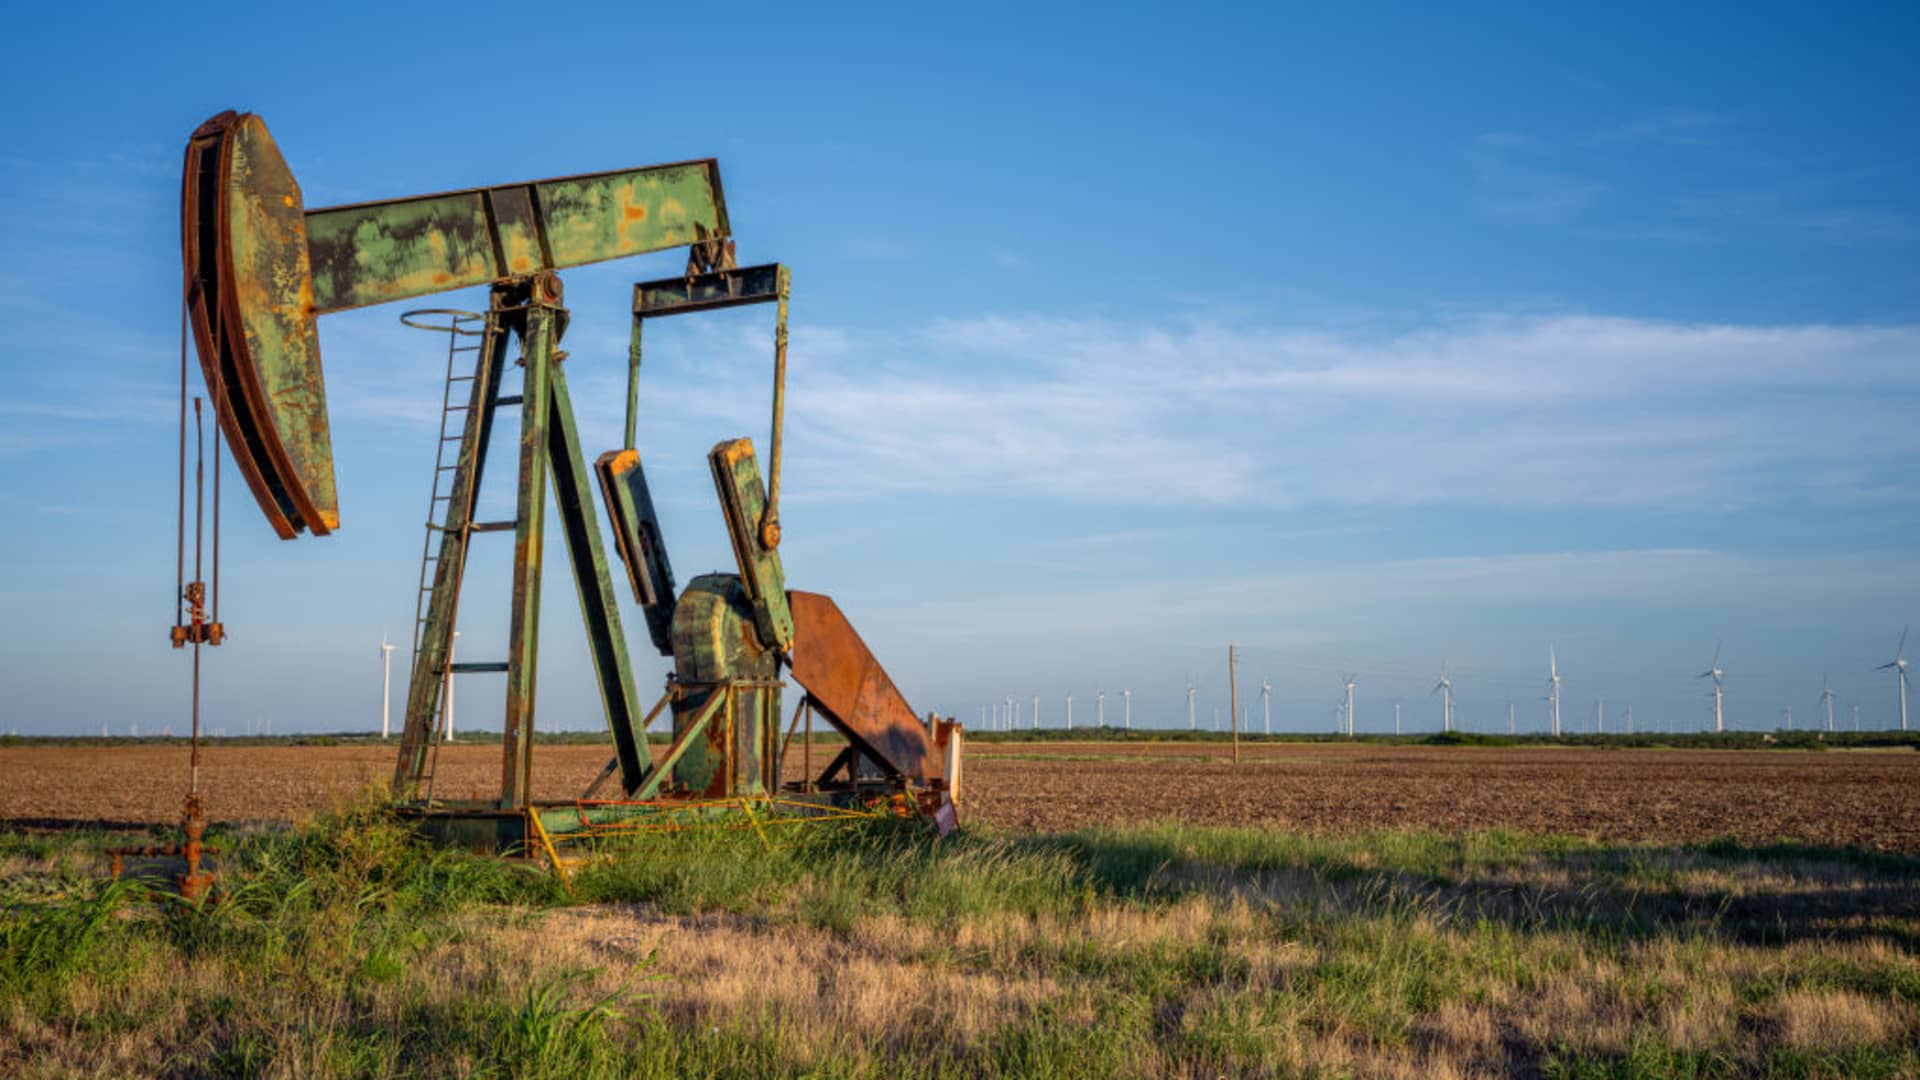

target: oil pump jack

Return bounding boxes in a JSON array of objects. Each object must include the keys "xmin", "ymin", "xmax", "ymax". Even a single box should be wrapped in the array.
[{"xmin": 177, "ymin": 111, "xmax": 960, "ymax": 858}]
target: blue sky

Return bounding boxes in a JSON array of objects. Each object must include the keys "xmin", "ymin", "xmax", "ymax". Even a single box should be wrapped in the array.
[{"xmin": 1, "ymin": 3, "xmax": 1916, "ymax": 737}]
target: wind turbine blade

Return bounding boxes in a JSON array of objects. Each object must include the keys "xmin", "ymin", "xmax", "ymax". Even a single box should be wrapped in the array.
[
  {"xmin": 1712, "ymin": 641, "xmax": 1721, "ymax": 667},
  {"xmin": 1899, "ymin": 627, "xmax": 1909, "ymax": 658},
  {"xmin": 1879, "ymin": 661, "xmax": 1899, "ymax": 670}
]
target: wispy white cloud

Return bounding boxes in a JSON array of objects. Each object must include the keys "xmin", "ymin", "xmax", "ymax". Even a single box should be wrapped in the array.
[
  {"xmin": 1466, "ymin": 111, "xmax": 1914, "ymax": 247},
  {"xmin": 711, "ymin": 310, "xmax": 1920, "ymax": 510},
  {"xmin": 914, "ymin": 547, "xmax": 1916, "ymax": 641},
  {"xmin": 1466, "ymin": 132, "xmax": 1609, "ymax": 225},
  {"xmin": 1593, "ymin": 109, "xmax": 1728, "ymax": 147}
]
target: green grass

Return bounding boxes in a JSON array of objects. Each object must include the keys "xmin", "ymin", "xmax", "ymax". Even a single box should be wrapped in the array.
[{"xmin": 2, "ymin": 807, "xmax": 1917, "ymax": 1077}]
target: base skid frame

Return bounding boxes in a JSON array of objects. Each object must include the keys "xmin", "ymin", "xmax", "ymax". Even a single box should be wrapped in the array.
[{"xmin": 396, "ymin": 784, "xmax": 952, "ymax": 857}]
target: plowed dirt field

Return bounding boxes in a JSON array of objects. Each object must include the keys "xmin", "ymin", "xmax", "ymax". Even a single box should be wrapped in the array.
[{"xmin": 4, "ymin": 741, "xmax": 1917, "ymax": 850}]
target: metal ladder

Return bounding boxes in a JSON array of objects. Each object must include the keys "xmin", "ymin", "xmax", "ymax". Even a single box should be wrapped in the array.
[{"xmin": 404, "ymin": 310, "xmax": 490, "ymax": 668}]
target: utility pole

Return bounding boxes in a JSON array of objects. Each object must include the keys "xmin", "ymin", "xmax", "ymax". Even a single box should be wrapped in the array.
[{"xmin": 1229, "ymin": 644, "xmax": 1240, "ymax": 764}]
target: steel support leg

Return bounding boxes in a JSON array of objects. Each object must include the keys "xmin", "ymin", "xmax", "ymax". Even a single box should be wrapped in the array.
[
  {"xmin": 500, "ymin": 284, "xmax": 560, "ymax": 809},
  {"xmin": 545, "ymin": 358, "xmax": 651, "ymax": 794}
]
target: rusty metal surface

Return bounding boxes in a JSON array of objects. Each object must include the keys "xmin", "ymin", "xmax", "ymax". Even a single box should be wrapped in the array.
[
  {"xmin": 710, "ymin": 439, "xmax": 794, "ymax": 652},
  {"xmin": 500, "ymin": 283, "xmax": 561, "ymax": 809},
  {"xmin": 305, "ymin": 159, "xmax": 730, "ymax": 314},
  {"xmin": 669, "ymin": 575, "xmax": 781, "ymax": 798},
  {"xmin": 786, "ymin": 591, "xmax": 941, "ymax": 782},
  {"xmin": 633, "ymin": 263, "xmax": 782, "ymax": 317},
  {"xmin": 594, "ymin": 448, "xmax": 676, "ymax": 655},
  {"xmin": 545, "ymin": 356, "xmax": 649, "ymax": 795},
  {"xmin": 182, "ymin": 111, "xmax": 338, "ymax": 538}
]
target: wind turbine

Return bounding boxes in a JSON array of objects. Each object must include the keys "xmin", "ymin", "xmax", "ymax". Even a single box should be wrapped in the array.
[
  {"xmin": 1820, "ymin": 676, "xmax": 1836, "ymax": 733},
  {"xmin": 1393, "ymin": 698, "xmax": 1401, "ymax": 736},
  {"xmin": 1341, "ymin": 674, "xmax": 1357, "ymax": 737},
  {"xmin": 1594, "ymin": 697, "xmax": 1604, "ymax": 734},
  {"xmin": 1097, "ymin": 690, "xmax": 1106, "ymax": 728},
  {"xmin": 1066, "ymin": 692, "xmax": 1074, "ymax": 731},
  {"xmin": 1624, "ymin": 703, "xmax": 1634, "ymax": 735},
  {"xmin": 1032, "ymin": 695, "xmax": 1040, "ymax": 729},
  {"xmin": 1546, "ymin": 647, "xmax": 1563, "ymax": 736},
  {"xmin": 1697, "ymin": 642, "xmax": 1724, "ymax": 734},
  {"xmin": 1261, "ymin": 680, "xmax": 1271, "ymax": 734},
  {"xmin": 1506, "ymin": 694, "xmax": 1516, "ymax": 735},
  {"xmin": 1187, "ymin": 685, "xmax": 1197, "ymax": 730},
  {"xmin": 1782, "ymin": 705, "xmax": 1793, "ymax": 731},
  {"xmin": 1123, "ymin": 689, "xmax": 1132, "ymax": 729},
  {"xmin": 1432, "ymin": 665, "xmax": 1454, "ymax": 733},
  {"xmin": 379, "ymin": 631, "xmax": 396, "ymax": 739},
  {"xmin": 1878, "ymin": 628, "xmax": 1910, "ymax": 732},
  {"xmin": 444, "ymin": 629, "xmax": 459, "ymax": 741}
]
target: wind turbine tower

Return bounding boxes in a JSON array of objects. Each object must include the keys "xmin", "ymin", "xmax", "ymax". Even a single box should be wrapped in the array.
[
  {"xmin": 1032, "ymin": 695, "xmax": 1040, "ymax": 729},
  {"xmin": 1625, "ymin": 703, "xmax": 1634, "ymax": 735},
  {"xmin": 1820, "ymin": 676, "xmax": 1836, "ymax": 733},
  {"xmin": 1393, "ymin": 699, "xmax": 1401, "ymax": 736},
  {"xmin": 1261, "ymin": 681, "xmax": 1271, "ymax": 734},
  {"xmin": 1123, "ymin": 689, "xmax": 1132, "ymax": 729},
  {"xmin": 1506, "ymin": 697, "xmax": 1516, "ymax": 735},
  {"xmin": 1341, "ymin": 674, "xmax": 1357, "ymax": 737},
  {"xmin": 1066, "ymin": 693, "xmax": 1074, "ymax": 731},
  {"xmin": 1547, "ymin": 647, "xmax": 1563, "ymax": 736},
  {"xmin": 1097, "ymin": 690, "xmax": 1106, "ymax": 728},
  {"xmin": 379, "ymin": 632, "xmax": 396, "ymax": 739},
  {"xmin": 1187, "ymin": 685, "xmax": 1197, "ymax": 730},
  {"xmin": 444, "ymin": 629, "xmax": 459, "ymax": 741},
  {"xmin": 1697, "ymin": 642, "xmax": 1724, "ymax": 734},
  {"xmin": 1878, "ymin": 628, "xmax": 1910, "ymax": 731},
  {"xmin": 1432, "ymin": 666, "xmax": 1454, "ymax": 733}
]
